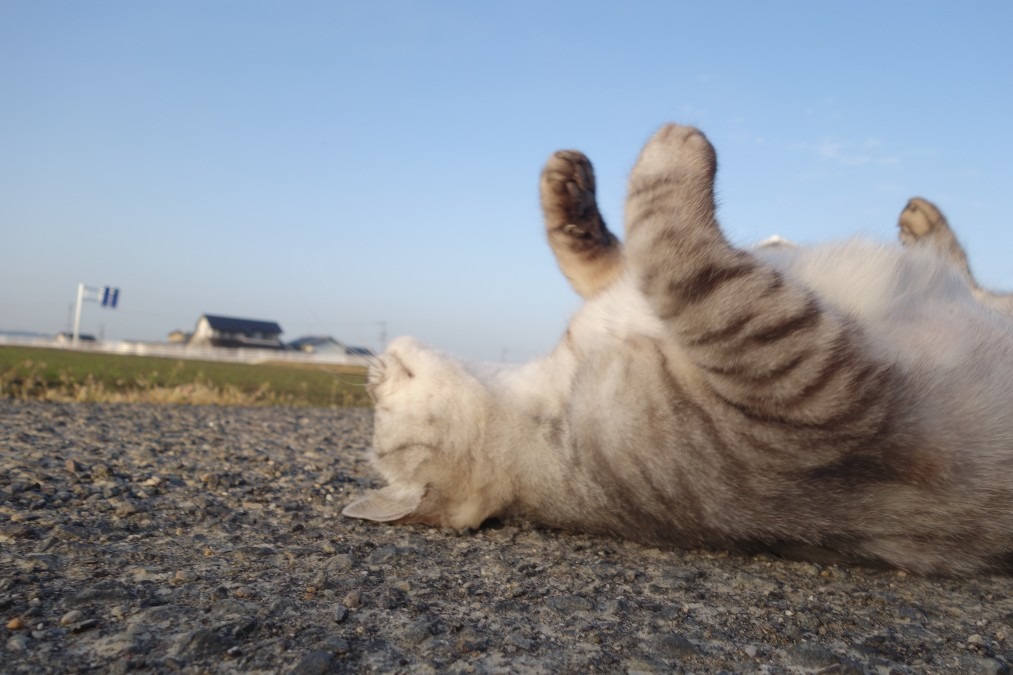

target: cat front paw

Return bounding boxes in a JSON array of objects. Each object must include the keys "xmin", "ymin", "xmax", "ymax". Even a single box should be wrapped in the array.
[
  {"xmin": 540, "ymin": 150, "xmax": 623, "ymax": 298},
  {"xmin": 540, "ymin": 150, "xmax": 615, "ymax": 252}
]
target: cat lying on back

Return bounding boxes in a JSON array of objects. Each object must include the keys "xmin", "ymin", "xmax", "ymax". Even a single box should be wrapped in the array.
[
  {"xmin": 898, "ymin": 197, "xmax": 1013, "ymax": 314},
  {"xmin": 344, "ymin": 124, "xmax": 1013, "ymax": 575}
]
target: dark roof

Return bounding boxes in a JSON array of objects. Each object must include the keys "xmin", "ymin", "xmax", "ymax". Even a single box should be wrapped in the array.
[
  {"xmin": 56, "ymin": 332, "xmax": 96, "ymax": 342},
  {"xmin": 288, "ymin": 335, "xmax": 375, "ymax": 356},
  {"xmin": 289, "ymin": 336, "xmax": 335, "ymax": 349},
  {"xmin": 200, "ymin": 314, "xmax": 282, "ymax": 335}
]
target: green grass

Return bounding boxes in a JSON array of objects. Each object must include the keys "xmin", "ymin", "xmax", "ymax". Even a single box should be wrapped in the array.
[{"xmin": 0, "ymin": 346, "xmax": 371, "ymax": 407}]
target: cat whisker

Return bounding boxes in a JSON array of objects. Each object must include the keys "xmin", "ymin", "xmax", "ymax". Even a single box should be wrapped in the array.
[{"xmin": 326, "ymin": 372, "xmax": 368, "ymax": 389}]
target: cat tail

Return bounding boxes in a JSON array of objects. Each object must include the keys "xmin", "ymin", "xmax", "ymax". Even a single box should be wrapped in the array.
[{"xmin": 624, "ymin": 124, "xmax": 892, "ymax": 430}]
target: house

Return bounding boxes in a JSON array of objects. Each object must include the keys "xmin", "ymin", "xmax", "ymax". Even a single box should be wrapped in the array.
[
  {"xmin": 167, "ymin": 330, "xmax": 192, "ymax": 344},
  {"xmin": 55, "ymin": 332, "xmax": 96, "ymax": 344},
  {"xmin": 289, "ymin": 335, "xmax": 374, "ymax": 357},
  {"xmin": 188, "ymin": 314, "xmax": 284, "ymax": 350}
]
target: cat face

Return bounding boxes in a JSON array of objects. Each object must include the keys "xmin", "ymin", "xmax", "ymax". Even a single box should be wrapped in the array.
[{"xmin": 342, "ymin": 337, "xmax": 502, "ymax": 530}]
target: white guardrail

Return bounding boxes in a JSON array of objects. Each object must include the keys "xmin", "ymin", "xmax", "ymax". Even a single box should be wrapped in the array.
[{"xmin": 0, "ymin": 335, "xmax": 372, "ymax": 368}]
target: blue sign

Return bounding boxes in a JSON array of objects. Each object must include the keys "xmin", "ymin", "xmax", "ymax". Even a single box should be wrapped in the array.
[{"xmin": 101, "ymin": 287, "xmax": 119, "ymax": 308}]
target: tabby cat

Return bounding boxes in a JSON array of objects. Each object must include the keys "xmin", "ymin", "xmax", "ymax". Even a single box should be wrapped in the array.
[
  {"xmin": 898, "ymin": 196, "xmax": 1013, "ymax": 314},
  {"xmin": 344, "ymin": 124, "xmax": 1013, "ymax": 575}
]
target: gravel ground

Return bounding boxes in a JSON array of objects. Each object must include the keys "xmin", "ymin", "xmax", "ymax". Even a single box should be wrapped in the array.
[{"xmin": 2, "ymin": 400, "xmax": 1012, "ymax": 674}]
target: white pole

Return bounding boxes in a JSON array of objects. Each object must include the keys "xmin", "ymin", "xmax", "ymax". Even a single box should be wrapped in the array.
[{"xmin": 72, "ymin": 282, "xmax": 85, "ymax": 345}]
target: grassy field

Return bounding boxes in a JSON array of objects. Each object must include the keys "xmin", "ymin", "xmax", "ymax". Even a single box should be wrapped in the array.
[{"xmin": 0, "ymin": 346, "xmax": 370, "ymax": 407}]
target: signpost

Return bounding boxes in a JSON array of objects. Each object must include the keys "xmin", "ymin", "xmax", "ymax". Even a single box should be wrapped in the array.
[{"xmin": 72, "ymin": 283, "xmax": 120, "ymax": 344}]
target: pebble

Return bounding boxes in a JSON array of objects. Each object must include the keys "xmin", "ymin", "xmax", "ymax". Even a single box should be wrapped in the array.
[
  {"xmin": 113, "ymin": 500, "xmax": 138, "ymax": 518},
  {"xmin": 455, "ymin": 628, "xmax": 487, "ymax": 653},
  {"xmin": 172, "ymin": 628, "xmax": 227, "ymax": 659},
  {"xmin": 289, "ymin": 650, "xmax": 334, "ymax": 675},
  {"xmin": 172, "ymin": 570, "xmax": 196, "ymax": 584},
  {"xmin": 785, "ymin": 642, "xmax": 840, "ymax": 669},
  {"xmin": 505, "ymin": 632, "xmax": 533, "ymax": 650},
  {"xmin": 653, "ymin": 633, "xmax": 700, "ymax": 659},
  {"xmin": 327, "ymin": 553, "xmax": 354, "ymax": 571},
  {"xmin": 6, "ymin": 634, "xmax": 30, "ymax": 652},
  {"xmin": 403, "ymin": 618, "xmax": 436, "ymax": 645},
  {"xmin": 368, "ymin": 544, "xmax": 402, "ymax": 563},
  {"xmin": 60, "ymin": 610, "xmax": 83, "ymax": 626},
  {"xmin": 547, "ymin": 594, "xmax": 593, "ymax": 614},
  {"xmin": 330, "ymin": 638, "xmax": 350, "ymax": 654},
  {"xmin": 71, "ymin": 618, "xmax": 99, "ymax": 633},
  {"xmin": 955, "ymin": 655, "xmax": 1005, "ymax": 675},
  {"xmin": 342, "ymin": 590, "xmax": 361, "ymax": 609}
]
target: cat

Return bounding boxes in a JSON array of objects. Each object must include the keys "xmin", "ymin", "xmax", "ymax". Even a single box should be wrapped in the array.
[
  {"xmin": 343, "ymin": 123, "xmax": 1013, "ymax": 575},
  {"xmin": 898, "ymin": 196, "xmax": 1013, "ymax": 314}
]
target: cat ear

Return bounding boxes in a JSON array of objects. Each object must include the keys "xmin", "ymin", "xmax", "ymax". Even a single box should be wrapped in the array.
[{"xmin": 341, "ymin": 485, "xmax": 425, "ymax": 522}]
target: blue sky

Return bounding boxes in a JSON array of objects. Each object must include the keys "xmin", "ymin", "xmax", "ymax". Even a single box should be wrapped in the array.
[{"xmin": 2, "ymin": 2, "xmax": 1011, "ymax": 361}]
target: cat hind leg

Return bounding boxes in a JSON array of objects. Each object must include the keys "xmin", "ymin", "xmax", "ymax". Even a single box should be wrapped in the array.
[
  {"xmin": 624, "ymin": 124, "xmax": 891, "ymax": 430},
  {"xmin": 898, "ymin": 197, "xmax": 945, "ymax": 244},
  {"xmin": 540, "ymin": 150, "xmax": 623, "ymax": 298},
  {"xmin": 898, "ymin": 197, "xmax": 976, "ymax": 285},
  {"xmin": 624, "ymin": 124, "xmax": 754, "ymax": 332}
]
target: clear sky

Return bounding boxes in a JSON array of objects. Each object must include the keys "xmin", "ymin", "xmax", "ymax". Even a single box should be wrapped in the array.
[{"xmin": 2, "ymin": 2, "xmax": 1011, "ymax": 362}]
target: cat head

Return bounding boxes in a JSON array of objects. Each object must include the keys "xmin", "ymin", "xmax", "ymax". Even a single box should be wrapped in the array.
[{"xmin": 342, "ymin": 337, "xmax": 508, "ymax": 530}]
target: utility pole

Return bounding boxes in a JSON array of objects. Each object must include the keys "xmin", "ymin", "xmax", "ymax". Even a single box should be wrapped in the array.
[{"xmin": 72, "ymin": 283, "xmax": 86, "ymax": 344}]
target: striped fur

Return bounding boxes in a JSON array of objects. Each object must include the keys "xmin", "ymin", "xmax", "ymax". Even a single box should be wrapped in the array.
[{"xmin": 344, "ymin": 124, "xmax": 1013, "ymax": 575}]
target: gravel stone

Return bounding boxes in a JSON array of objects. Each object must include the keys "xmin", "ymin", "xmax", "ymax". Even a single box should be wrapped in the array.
[
  {"xmin": 172, "ymin": 627, "xmax": 229, "ymax": 659},
  {"xmin": 955, "ymin": 655, "xmax": 1006, "ymax": 674},
  {"xmin": 288, "ymin": 649, "xmax": 334, "ymax": 675},
  {"xmin": 59, "ymin": 609, "xmax": 83, "ymax": 625},
  {"xmin": 785, "ymin": 642, "xmax": 840, "ymax": 669},
  {"xmin": 403, "ymin": 617, "xmax": 437, "ymax": 646},
  {"xmin": 71, "ymin": 617, "xmax": 99, "ymax": 633},
  {"xmin": 653, "ymin": 633, "xmax": 701, "ymax": 659},
  {"xmin": 6, "ymin": 634, "xmax": 30, "ymax": 652},
  {"xmin": 342, "ymin": 589, "xmax": 362, "ymax": 609},
  {"xmin": 505, "ymin": 631, "xmax": 533, "ymax": 650},
  {"xmin": 332, "ymin": 604, "xmax": 348, "ymax": 623},
  {"xmin": 2, "ymin": 400, "xmax": 1013, "ymax": 673},
  {"xmin": 547, "ymin": 593, "xmax": 594, "ymax": 614}
]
